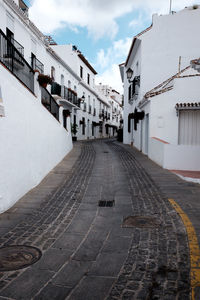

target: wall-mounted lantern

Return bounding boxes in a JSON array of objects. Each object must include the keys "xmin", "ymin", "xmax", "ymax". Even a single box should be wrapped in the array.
[
  {"xmin": 126, "ymin": 68, "xmax": 134, "ymax": 82},
  {"xmin": 80, "ymin": 94, "xmax": 85, "ymax": 103}
]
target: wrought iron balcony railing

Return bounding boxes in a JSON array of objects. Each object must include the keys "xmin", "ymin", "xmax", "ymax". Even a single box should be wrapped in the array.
[
  {"xmin": 31, "ymin": 55, "xmax": 44, "ymax": 74},
  {"xmin": 51, "ymin": 83, "xmax": 80, "ymax": 107},
  {"xmin": 0, "ymin": 29, "xmax": 34, "ymax": 93},
  {"xmin": 10, "ymin": 36, "xmax": 24, "ymax": 57},
  {"xmin": 41, "ymin": 86, "xmax": 59, "ymax": 121}
]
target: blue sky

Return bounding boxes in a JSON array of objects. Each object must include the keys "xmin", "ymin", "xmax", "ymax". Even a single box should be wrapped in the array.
[{"xmin": 24, "ymin": 0, "xmax": 200, "ymax": 92}]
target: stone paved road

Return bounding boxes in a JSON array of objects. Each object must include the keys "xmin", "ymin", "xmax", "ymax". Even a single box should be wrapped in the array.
[{"xmin": 0, "ymin": 139, "xmax": 199, "ymax": 299}]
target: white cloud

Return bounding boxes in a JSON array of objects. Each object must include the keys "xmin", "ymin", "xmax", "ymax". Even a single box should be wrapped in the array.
[
  {"xmin": 29, "ymin": 0, "xmax": 200, "ymax": 39},
  {"xmin": 96, "ymin": 64, "xmax": 123, "ymax": 94},
  {"xmin": 95, "ymin": 37, "xmax": 132, "ymax": 70},
  {"xmin": 129, "ymin": 13, "xmax": 148, "ymax": 30},
  {"xmin": 29, "ymin": 0, "xmax": 136, "ymax": 39},
  {"xmin": 94, "ymin": 37, "xmax": 131, "ymax": 91},
  {"xmin": 129, "ymin": 0, "xmax": 200, "ymax": 28}
]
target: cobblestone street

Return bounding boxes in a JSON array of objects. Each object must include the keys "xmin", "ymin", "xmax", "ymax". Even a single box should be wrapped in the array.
[{"xmin": 0, "ymin": 139, "xmax": 200, "ymax": 300}]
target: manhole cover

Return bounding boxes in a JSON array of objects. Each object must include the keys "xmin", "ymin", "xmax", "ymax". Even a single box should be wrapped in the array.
[
  {"xmin": 122, "ymin": 216, "xmax": 159, "ymax": 228},
  {"xmin": 103, "ymin": 151, "xmax": 109, "ymax": 153},
  {"xmin": 98, "ymin": 200, "xmax": 115, "ymax": 207},
  {"xmin": 0, "ymin": 245, "xmax": 42, "ymax": 271}
]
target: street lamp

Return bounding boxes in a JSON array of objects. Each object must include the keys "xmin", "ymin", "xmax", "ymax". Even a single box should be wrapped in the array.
[
  {"xmin": 126, "ymin": 68, "xmax": 134, "ymax": 82},
  {"xmin": 80, "ymin": 94, "xmax": 85, "ymax": 103}
]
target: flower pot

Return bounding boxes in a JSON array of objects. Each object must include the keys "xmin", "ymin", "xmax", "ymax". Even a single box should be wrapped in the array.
[{"xmin": 41, "ymin": 82, "xmax": 47, "ymax": 88}]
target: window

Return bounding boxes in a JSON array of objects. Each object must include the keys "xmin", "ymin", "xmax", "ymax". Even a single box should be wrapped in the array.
[
  {"xmin": 179, "ymin": 110, "xmax": 200, "ymax": 145},
  {"xmin": 128, "ymin": 85, "xmax": 132, "ymax": 101},
  {"xmin": 87, "ymin": 73, "xmax": 90, "ymax": 85},
  {"xmin": 80, "ymin": 66, "xmax": 83, "ymax": 78},
  {"xmin": 68, "ymin": 80, "xmax": 71, "ymax": 89},
  {"xmin": 82, "ymin": 117, "xmax": 85, "ymax": 135},
  {"xmin": 51, "ymin": 66, "xmax": 55, "ymax": 82},
  {"xmin": 61, "ymin": 74, "xmax": 64, "ymax": 97}
]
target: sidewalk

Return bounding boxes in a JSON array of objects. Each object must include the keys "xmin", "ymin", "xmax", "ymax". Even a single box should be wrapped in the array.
[{"xmin": 171, "ymin": 170, "xmax": 200, "ymax": 184}]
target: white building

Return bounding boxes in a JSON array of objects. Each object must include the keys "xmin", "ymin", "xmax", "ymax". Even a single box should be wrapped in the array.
[
  {"xmin": 50, "ymin": 44, "xmax": 123, "ymax": 140},
  {"xmin": 120, "ymin": 5, "xmax": 200, "ymax": 171},
  {"xmin": 96, "ymin": 84, "xmax": 123, "ymax": 137},
  {"xmin": 0, "ymin": 0, "xmax": 79, "ymax": 212},
  {"xmin": 0, "ymin": 0, "xmax": 124, "ymax": 212}
]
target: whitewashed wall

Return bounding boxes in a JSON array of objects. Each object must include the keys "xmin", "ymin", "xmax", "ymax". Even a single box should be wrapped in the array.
[
  {"xmin": 148, "ymin": 75, "xmax": 200, "ymax": 170},
  {"xmin": 0, "ymin": 64, "xmax": 72, "ymax": 213},
  {"xmin": 123, "ymin": 6, "xmax": 200, "ymax": 146},
  {"xmin": 163, "ymin": 144, "xmax": 200, "ymax": 170}
]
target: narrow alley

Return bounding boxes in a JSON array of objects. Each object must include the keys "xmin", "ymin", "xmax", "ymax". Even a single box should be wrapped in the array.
[{"xmin": 0, "ymin": 140, "xmax": 199, "ymax": 300}]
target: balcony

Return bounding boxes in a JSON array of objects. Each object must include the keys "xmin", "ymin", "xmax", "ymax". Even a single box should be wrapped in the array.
[
  {"xmin": 0, "ymin": 29, "xmax": 34, "ymax": 93},
  {"xmin": 51, "ymin": 82, "xmax": 61, "ymax": 96},
  {"xmin": 51, "ymin": 83, "xmax": 80, "ymax": 107},
  {"xmin": 10, "ymin": 37, "xmax": 24, "ymax": 57},
  {"xmin": 31, "ymin": 55, "xmax": 44, "ymax": 74},
  {"xmin": 41, "ymin": 87, "xmax": 59, "ymax": 121}
]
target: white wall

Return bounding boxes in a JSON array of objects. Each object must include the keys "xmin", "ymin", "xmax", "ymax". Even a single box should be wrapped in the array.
[
  {"xmin": 123, "ymin": 6, "xmax": 200, "ymax": 146},
  {"xmin": 149, "ymin": 137, "xmax": 200, "ymax": 170},
  {"xmin": 0, "ymin": 64, "xmax": 72, "ymax": 213},
  {"xmin": 149, "ymin": 75, "xmax": 200, "ymax": 145},
  {"xmin": 163, "ymin": 144, "xmax": 200, "ymax": 170},
  {"xmin": 149, "ymin": 137, "xmax": 165, "ymax": 167},
  {"xmin": 141, "ymin": 7, "xmax": 200, "ymax": 94}
]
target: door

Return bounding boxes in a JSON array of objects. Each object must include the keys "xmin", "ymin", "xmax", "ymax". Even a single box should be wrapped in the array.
[
  {"xmin": 140, "ymin": 119, "xmax": 143, "ymax": 151},
  {"xmin": 145, "ymin": 114, "xmax": 149, "ymax": 155}
]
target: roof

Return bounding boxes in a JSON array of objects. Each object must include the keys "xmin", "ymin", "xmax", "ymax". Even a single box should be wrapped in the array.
[
  {"xmin": 78, "ymin": 53, "xmax": 97, "ymax": 75},
  {"xmin": 125, "ymin": 25, "xmax": 152, "ymax": 67},
  {"xmin": 175, "ymin": 102, "xmax": 200, "ymax": 109}
]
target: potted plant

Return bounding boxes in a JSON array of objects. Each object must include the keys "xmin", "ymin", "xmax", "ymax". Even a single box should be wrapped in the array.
[
  {"xmin": 71, "ymin": 123, "xmax": 78, "ymax": 141},
  {"xmin": 37, "ymin": 74, "xmax": 52, "ymax": 88}
]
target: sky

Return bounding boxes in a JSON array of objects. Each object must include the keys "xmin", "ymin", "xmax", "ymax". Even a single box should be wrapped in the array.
[{"xmin": 24, "ymin": 0, "xmax": 200, "ymax": 93}]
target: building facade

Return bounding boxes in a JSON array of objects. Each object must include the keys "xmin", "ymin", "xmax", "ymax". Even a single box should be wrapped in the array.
[
  {"xmin": 121, "ymin": 5, "xmax": 200, "ymax": 171},
  {"xmin": 0, "ymin": 0, "xmax": 123, "ymax": 212},
  {"xmin": 50, "ymin": 44, "xmax": 123, "ymax": 140}
]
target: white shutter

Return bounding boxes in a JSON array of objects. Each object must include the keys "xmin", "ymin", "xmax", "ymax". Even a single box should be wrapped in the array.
[{"xmin": 179, "ymin": 110, "xmax": 200, "ymax": 145}]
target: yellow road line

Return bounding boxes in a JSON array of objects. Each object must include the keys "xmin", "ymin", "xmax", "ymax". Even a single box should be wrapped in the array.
[{"xmin": 169, "ymin": 199, "xmax": 200, "ymax": 300}]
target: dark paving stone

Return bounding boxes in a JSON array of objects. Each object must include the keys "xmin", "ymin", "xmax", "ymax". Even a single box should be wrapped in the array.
[
  {"xmin": 66, "ymin": 217, "xmax": 94, "ymax": 234},
  {"xmin": 33, "ymin": 248, "xmax": 72, "ymax": 272},
  {"xmin": 101, "ymin": 236, "xmax": 131, "ymax": 254},
  {"xmin": 73, "ymin": 230, "xmax": 108, "ymax": 261},
  {"xmin": 52, "ymin": 260, "xmax": 92, "ymax": 287},
  {"xmin": 34, "ymin": 283, "xmax": 71, "ymax": 300},
  {"xmin": 1, "ymin": 268, "xmax": 54, "ymax": 299},
  {"xmin": 52, "ymin": 232, "xmax": 84, "ymax": 251},
  {"xmin": 69, "ymin": 276, "xmax": 115, "ymax": 300},
  {"xmin": 89, "ymin": 252, "xmax": 127, "ymax": 277}
]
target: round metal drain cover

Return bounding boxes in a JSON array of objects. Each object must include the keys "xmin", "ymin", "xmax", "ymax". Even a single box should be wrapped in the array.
[
  {"xmin": 0, "ymin": 245, "xmax": 42, "ymax": 271},
  {"xmin": 122, "ymin": 216, "xmax": 159, "ymax": 228}
]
